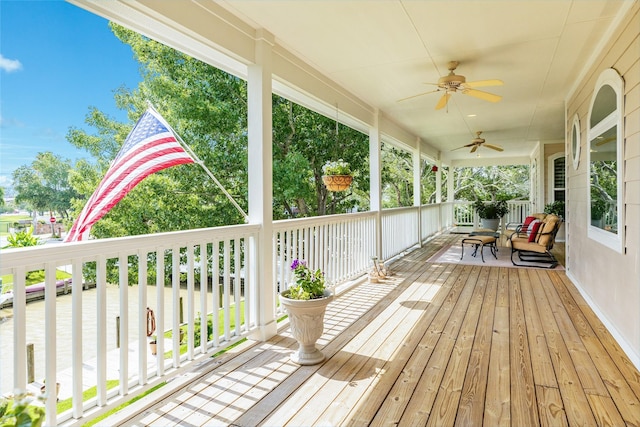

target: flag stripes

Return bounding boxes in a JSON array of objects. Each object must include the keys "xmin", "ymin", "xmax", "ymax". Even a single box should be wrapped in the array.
[{"xmin": 65, "ymin": 108, "xmax": 194, "ymax": 242}]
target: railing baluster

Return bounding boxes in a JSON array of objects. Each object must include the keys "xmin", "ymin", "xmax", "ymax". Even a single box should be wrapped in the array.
[
  {"xmin": 44, "ymin": 262, "xmax": 57, "ymax": 426},
  {"xmin": 186, "ymin": 244, "xmax": 195, "ymax": 360},
  {"xmin": 12, "ymin": 266, "xmax": 26, "ymax": 392},
  {"xmin": 199, "ymin": 242, "xmax": 208, "ymax": 354},
  {"xmin": 156, "ymin": 248, "xmax": 165, "ymax": 376},
  {"xmin": 223, "ymin": 240, "xmax": 231, "ymax": 341},
  {"xmin": 118, "ymin": 254, "xmax": 128, "ymax": 396},
  {"xmin": 234, "ymin": 238, "xmax": 241, "ymax": 337},
  {"xmin": 171, "ymin": 248, "xmax": 180, "ymax": 369},
  {"xmin": 72, "ymin": 258, "xmax": 83, "ymax": 418},
  {"xmin": 212, "ymin": 240, "xmax": 220, "ymax": 347},
  {"xmin": 96, "ymin": 255, "xmax": 107, "ymax": 406},
  {"xmin": 138, "ymin": 250, "xmax": 147, "ymax": 385}
]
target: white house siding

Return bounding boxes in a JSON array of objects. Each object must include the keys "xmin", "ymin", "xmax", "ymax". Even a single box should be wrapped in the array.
[{"xmin": 566, "ymin": 1, "xmax": 640, "ymax": 367}]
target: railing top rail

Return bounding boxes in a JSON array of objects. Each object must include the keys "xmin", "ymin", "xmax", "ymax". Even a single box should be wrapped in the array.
[
  {"xmin": 380, "ymin": 206, "xmax": 419, "ymax": 214},
  {"xmin": 272, "ymin": 211, "xmax": 376, "ymax": 231},
  {"xmin": 0, "ymin": 223, "xmax": 261, "ymax": 273}
]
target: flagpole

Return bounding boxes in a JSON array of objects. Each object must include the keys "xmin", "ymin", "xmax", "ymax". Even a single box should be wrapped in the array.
[{"xmin": 146, "ymin": 102, "xmax": 249, "ymax": 222}]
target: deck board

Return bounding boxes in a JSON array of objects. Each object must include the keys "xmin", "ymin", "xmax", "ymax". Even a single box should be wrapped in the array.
[{"xmin": 113, "ymin": 235, "xmax": 640, "ymax": 427}]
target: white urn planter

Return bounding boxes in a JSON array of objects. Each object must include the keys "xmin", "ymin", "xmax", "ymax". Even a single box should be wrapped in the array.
[
  {"xmin": 279, "ymin": 290, "xmax": 333, "ymax": 365},
  {"xmin": 480, "ymin": 218, "xmax": 500, "ymax": 231}
]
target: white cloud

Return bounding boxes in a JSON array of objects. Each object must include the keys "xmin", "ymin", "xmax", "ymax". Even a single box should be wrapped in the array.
[{"xmin": 0, "ymin": 54, "xmax": 23, "ymax": 73}]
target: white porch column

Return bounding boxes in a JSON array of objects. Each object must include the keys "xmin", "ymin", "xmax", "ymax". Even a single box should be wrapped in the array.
[
  {"xmin": 369, "ymin": 110, "xmax": 383, "ymax": 259},
  {"xmin": 413, "ymin": 139, "xmax": 422, "ymax": 247},
  {"xmin": 447, "ymin": 165, "xmax": 455, "ymax": 202},
  {"xmin": 435, "ymin": 160, "xmax": 442, "ymax": 204},
  {"xmin": 248, "ymin": 30, "xmax": 277, "ymax": 341}
]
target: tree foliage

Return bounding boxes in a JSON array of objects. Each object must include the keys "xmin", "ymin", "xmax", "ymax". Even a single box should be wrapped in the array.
[
  {"xmin": 12, "ymin": 152, "xmax": 78, "ymax": 218},
  {"xmin": 452, "ymin": 165, "xmax": 529, "ymax": 201},
  {"xmin": 272, "ymin": 98, "xmax": 369, "ymax": 218},
  {"xmin": 67, "ymin": 24, "xmax": 249, "ymax": 239},
  {"xmin": 67, "ymin": 24, "xmax": 371, "ymax": 238}
]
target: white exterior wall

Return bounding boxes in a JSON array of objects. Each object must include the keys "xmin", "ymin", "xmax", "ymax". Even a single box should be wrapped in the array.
[{"xmin": 565, "ymin": 1, "xmax": 640, "ymax": 367}]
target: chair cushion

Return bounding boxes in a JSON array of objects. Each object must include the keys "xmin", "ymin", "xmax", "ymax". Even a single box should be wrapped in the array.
[
  {"xmin": 527, "ymin": 220, "xmax": 542, "ymax": 241},
  {"xmin": 521, "ymin": 216, "xmax": 537, "ymax": 233},
  {"xmin": 510, "ymin": 237, "xmax": 549, "ymax": 254},
  {"xmin": 538, "ymin": 215, "xmax": 560, "ymax": 247}
]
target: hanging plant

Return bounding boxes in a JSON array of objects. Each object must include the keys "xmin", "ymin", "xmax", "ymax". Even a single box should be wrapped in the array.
[{"xmin": 322, "ymin": 159, "xmax": 353, "ymax": 192}]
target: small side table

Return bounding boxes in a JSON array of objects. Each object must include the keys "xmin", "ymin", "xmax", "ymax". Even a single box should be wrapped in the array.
[{"xmin": 460, "ymin": 235, "xmax": 498, "ymax": 263}]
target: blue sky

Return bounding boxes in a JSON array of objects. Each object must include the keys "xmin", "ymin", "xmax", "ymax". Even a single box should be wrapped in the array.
[{"xmin": 0, "ymin": 0, "xmax": 140, "ymax": 192}]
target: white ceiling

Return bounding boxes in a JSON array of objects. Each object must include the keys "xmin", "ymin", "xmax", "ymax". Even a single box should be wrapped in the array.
[{"xmin": 216, "ymin": 0, "xmax": 628, "ymax": 162}]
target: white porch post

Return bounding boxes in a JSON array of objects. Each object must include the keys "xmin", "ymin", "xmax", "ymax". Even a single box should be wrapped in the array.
[
  {"xmin": 447, "ymin": 164, "xmax": 455, "ymax": 202},
  {"xmin": 435, "ymin": 160, "xmax": 442, "ymax": 204},
  {"xmin": 369, "ymin": 110, "xmax": 383, "ymax": 259},
  {"xmin": 435, "ymin": 160, "xmax": 442, "ymax": 230},
  {"xmin": 248, "ymin": 30, "xmax": 277, "ymax": 341},
  {"xmin": 413, "ymin": 139, "xmax": 422, "ymax": 247}
]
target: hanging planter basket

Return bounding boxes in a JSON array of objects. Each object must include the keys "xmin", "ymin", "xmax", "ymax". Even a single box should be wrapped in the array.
[{"xmin": 322, "ymin": 175, "xmax": 353, "ymax": 192}]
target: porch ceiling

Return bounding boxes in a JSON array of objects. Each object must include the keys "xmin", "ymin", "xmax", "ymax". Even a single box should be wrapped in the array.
[
  {"xmin": 217, "ymin": 0, "xmax": 627, "ymax": 162},
  {"xmin": 72, "ymin": 0, "xmax": 630, "ymax": 164}
]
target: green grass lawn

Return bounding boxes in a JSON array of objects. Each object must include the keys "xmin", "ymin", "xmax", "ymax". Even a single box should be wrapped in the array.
[{"xmin": 0, "ymin": 214, "xmax": 32, "ymax": 236}]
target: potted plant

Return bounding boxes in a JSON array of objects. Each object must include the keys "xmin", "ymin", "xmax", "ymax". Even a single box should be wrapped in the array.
[
  {"xmin": 0, "ymin": 390, "xmax": 45, "ymax": 427},
  {"xmin": 279, "ymin": 259, "xmax": 333, "ymax": 365},
  {"xmin": 544, "ymin": 200, "xmax": 565, "ymax": 218},
  {"xmin": 591, "ymin": 198, "xmax": 607, "ymax": 227},
  {"xmin": 544, "ymin": 200, "xmax": 566, "ymax": 241},
  {"xmin": 472, "ymin": 199, "xmax": 509, "ymax": 231},
  {"xmin": 321, "ymin": 159, "xmax": 353, "ymax": 192}
]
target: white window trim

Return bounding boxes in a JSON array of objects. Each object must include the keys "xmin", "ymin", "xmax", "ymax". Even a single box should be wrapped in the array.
[
  {"xmin": 547, "ymin": 152, "xmax": 565, "ymax": 204},
  {"xmin": 587, "ymin": 68, "xmax": 624, "ymax": 253},
  {"xmin": 571, "ymin": 114, "xmax": 581, "ymax": 170}
]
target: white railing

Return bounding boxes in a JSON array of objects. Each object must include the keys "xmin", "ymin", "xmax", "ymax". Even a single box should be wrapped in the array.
[
  {"xmin": 0, "ymin": 224, "xmax": 260, "ymax": 425},
  {"xmin": 504, "ymin": 200, "xmax": 531, "ymax": 225},
  {"xmin": 420, "ymin": 203, "xmax": 451, "ymax": 242},
  {"xmin": 273, "ymin": 212, "xmax": 376, "ymax": 309},
  {"xmin": 1, "ymin": 205, "xmax": 457, "ymax": 425},
  {"xmin": 381, "ymin": 207, "xmax": 419, "ymax": 260},
  {"xmin": 452, "ymin": 200, "xmax": 532, "ymax": 228}
]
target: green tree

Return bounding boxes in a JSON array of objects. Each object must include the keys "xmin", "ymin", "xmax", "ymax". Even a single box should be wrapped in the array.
[
  {"xmin": 67, "ymin": 24, "xmax": 249, "ymax": 239},
  {"xmin": 272, "ymin": 98, "xmax": 369, "ymax": 218},
  {"xmin": 452, "ymin": 165, "xmax": 529, "ymax": 202},
  {"xmin": 68, "ymin": 24, "xmax": 371, "ymax": 239},
  {"xmin": 12, "ymin": 152, "xmax": 78, "ymax": 218}
]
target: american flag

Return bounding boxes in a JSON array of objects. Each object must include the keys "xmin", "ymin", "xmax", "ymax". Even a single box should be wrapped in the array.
[{"xmin": 65, "ymin": 108, "xmax": 194, "ymax": 242}]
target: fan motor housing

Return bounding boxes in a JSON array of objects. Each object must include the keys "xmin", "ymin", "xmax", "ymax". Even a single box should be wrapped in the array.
[{"xmin": 438, "ymin": 74, "xmax": 465, "ymax": 90}]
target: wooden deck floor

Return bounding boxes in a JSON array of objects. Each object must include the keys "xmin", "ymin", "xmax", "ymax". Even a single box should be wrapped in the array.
[{"xmin": 114, "ymin": 234, "xmax": 640, "ymax": 427}]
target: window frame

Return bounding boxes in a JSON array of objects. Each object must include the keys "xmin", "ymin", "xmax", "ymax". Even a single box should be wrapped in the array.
[
  {"xmin": 548, "ymin": 152, "xmax": 565, "ymax": 204},
  {"xmin": 586, "ymin": 68, "xmax": 624, "ymax": 253},
  {"xmin": 571, "ymin": 114, "xmax": 581, "ymax": 170}
]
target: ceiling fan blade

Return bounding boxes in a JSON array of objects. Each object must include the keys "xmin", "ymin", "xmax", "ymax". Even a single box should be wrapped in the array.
[
  {"xmin": 435, "ymin": 92, "xmax": 451, "ymax": 110},
  {"xmin": 462, "ymin": 88, "xmax": 502, "ymax": 103},
  {"xmin": 396, "ymin": 89, "xmax": 439, "ymax": 102},
  {"xmin": 470, "ymin": 145, "xmax": 479, "ymax": 153},
  {"xmin": 463, "ymin": 79, "xmax": 503, "ymax": 88},
  {"xmin": 484, "ymin": 143, "xmax": 504, "ymax": 152},
  {"xmin": 451, "ymin": 142, "xmax": 476, "ymax": 151}
]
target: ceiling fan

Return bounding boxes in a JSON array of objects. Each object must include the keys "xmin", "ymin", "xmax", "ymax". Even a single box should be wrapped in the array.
[
  {"xmin": 397, "ymin": 61, "xmax": 503, "ymax": 110},
  {"xmin": 453, "ymin": 131, "xmax": 504, "ymax": 153}
]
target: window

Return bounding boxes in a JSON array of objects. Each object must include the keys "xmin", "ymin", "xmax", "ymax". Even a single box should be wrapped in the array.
[
  {"xmin": 587, "ymin": 68, "xmax": 623, "ymax": 252},
  {"xmin": 571, "ymin": 114, "xmax": 580, "ymax": 170},
  {"xmin": 549, "ymin": 153, "xmax": 565, "ymax": 204}
]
